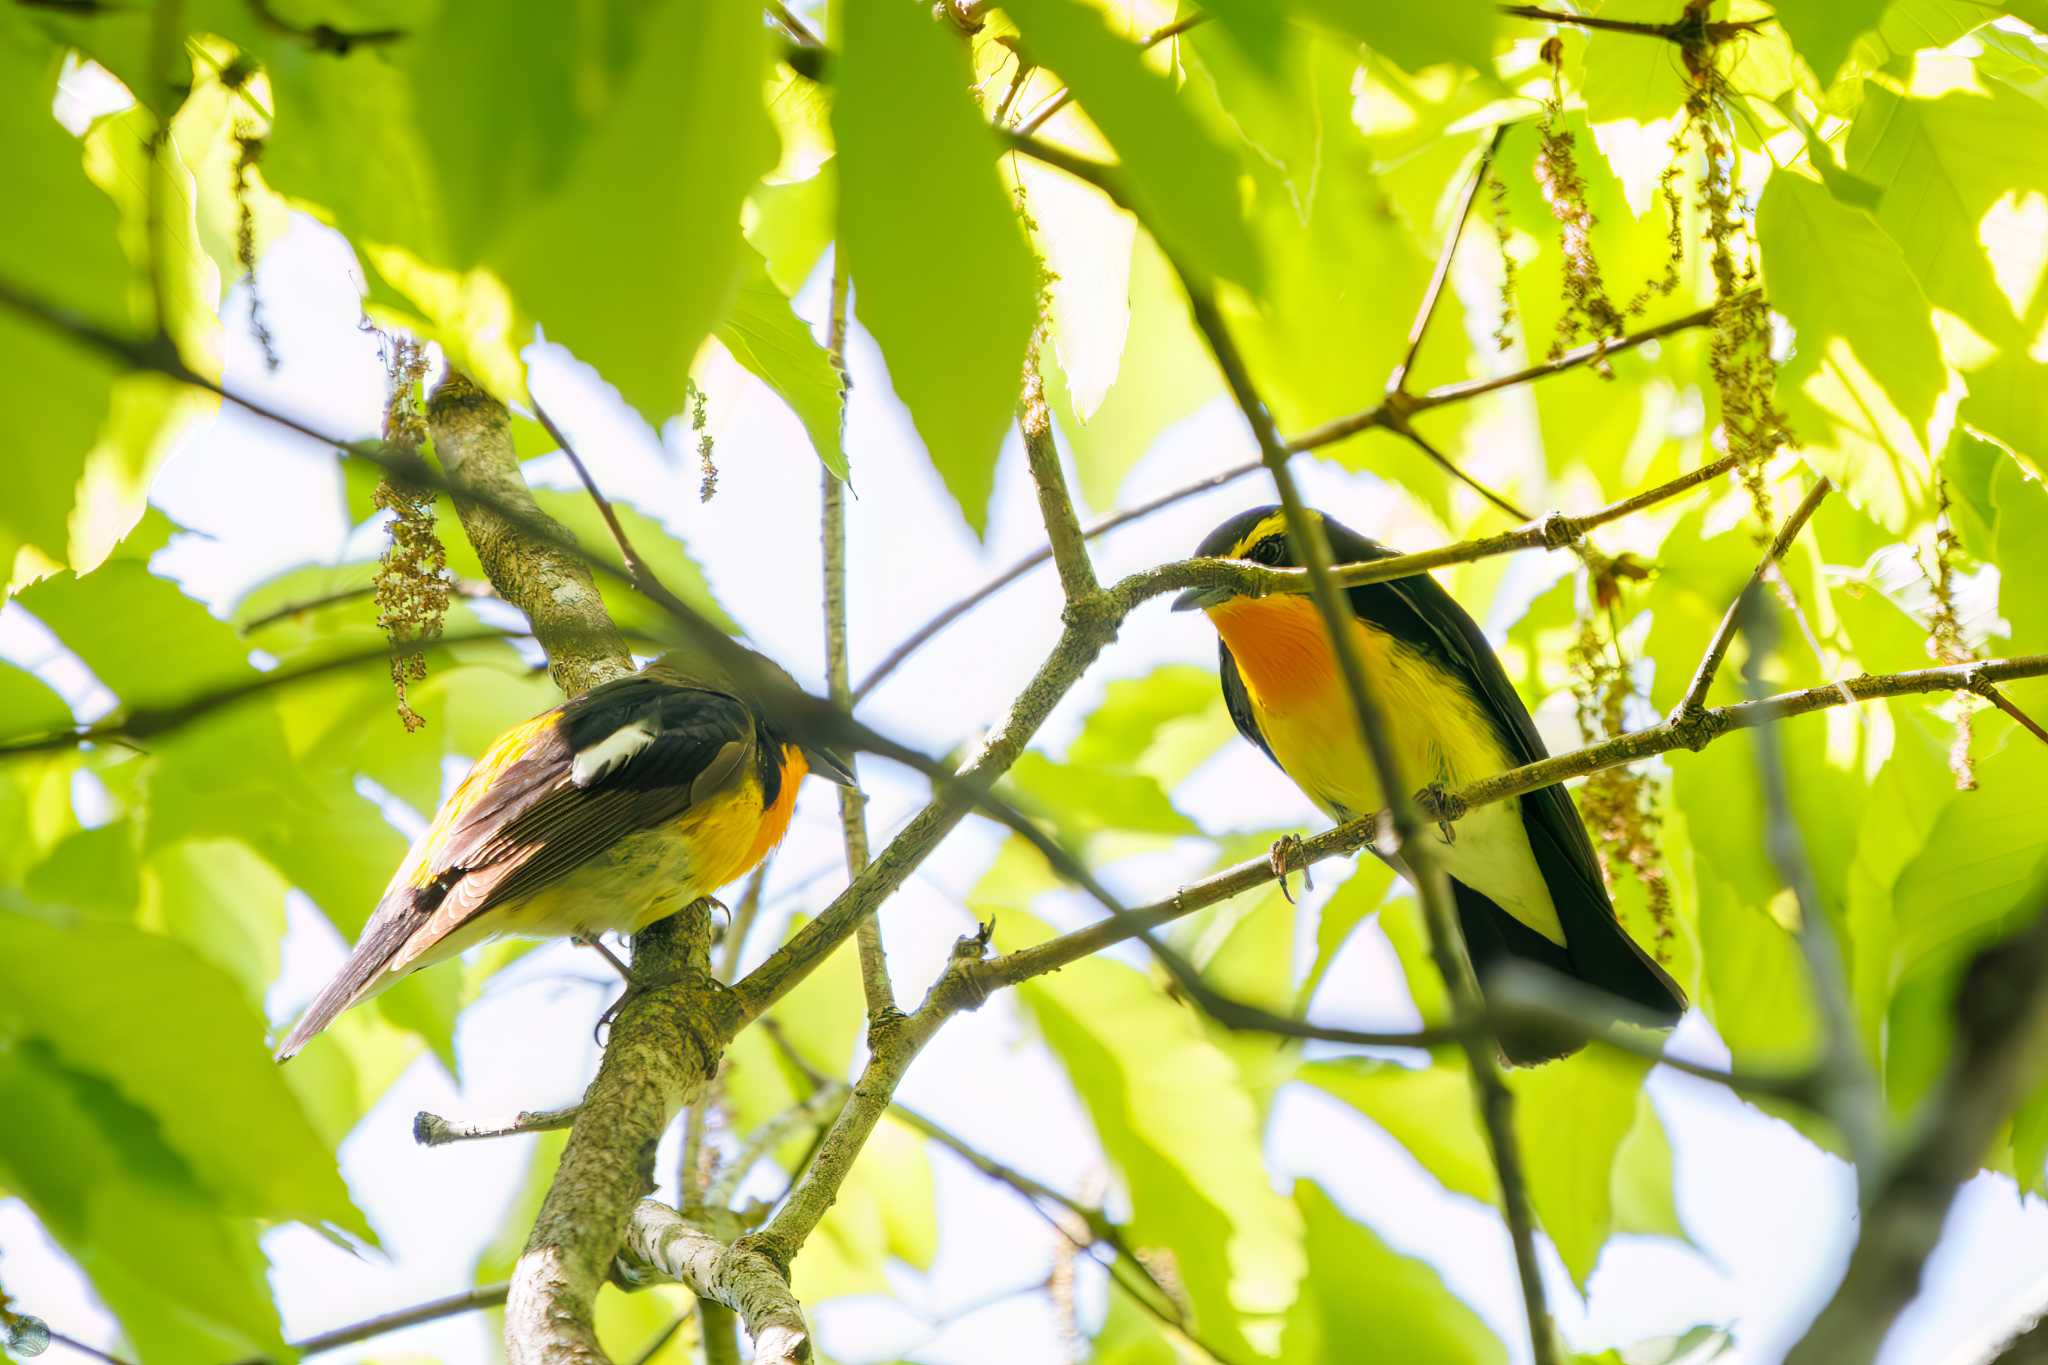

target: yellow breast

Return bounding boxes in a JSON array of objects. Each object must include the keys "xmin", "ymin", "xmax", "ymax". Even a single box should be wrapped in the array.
[
  {"xmin": 1208, "ymin": 595, "xmax": 1566, "ymax": 946},
  {"xmin": 1211, "ymin": 595, "xmax": 1509, "ymax": 814}
]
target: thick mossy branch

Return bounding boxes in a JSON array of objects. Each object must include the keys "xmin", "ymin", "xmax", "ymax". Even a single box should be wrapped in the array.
[
  {"xmin": 617, "ymin": 1202, "xmax": 809, "ymax": 1365},
  {"xmin": 427, "ymin": 371, "xmax": 632, "ymax": 697}
]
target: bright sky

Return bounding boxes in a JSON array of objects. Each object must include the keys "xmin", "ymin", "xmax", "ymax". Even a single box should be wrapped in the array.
[{"xmin": 5, "ymin": 131, "xmax": 2048, "ymax": 1365}]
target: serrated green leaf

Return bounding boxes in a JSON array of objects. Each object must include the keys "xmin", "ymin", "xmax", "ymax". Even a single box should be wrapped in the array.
[
  {"xmin": 0, "ymin": 39, "xmax": 128, "ymax": 583},
  {"xmin": 1006, "ymin": 0, "xmax": 1260, "ymax": 288},
  {"xmin": 834, "ymin": 0, "xmax": 1038, "ymax": 535},
  {"xmin": 1046, "ymin": 231, "xmax": 1223, "ymax": 510},
  {"xmin": 1757, "ymin": 172, "xmax": 1946, "ymax": 530},
  {"xmin": 1281, "ymin": 1180, "xmax": 1507, "ymax": 1365},
  {"xmin": 1770, "ymin": 0, "xmax": 1888, "ymax": 85},
  {"xmin": 1013, "ymin": 903, "xmax": 1305, "ymax": 1360},
  {"xmin": 1846, "ymin": 82, "xmax": 2048, "ymax": 349},
  {"xmin": 1294, "ymin": 0, "xmax": 1500, "ymax": 76},
  {"xmin": 1512, "ymin": 1048, "xmax": 1652, "ymax": 1291},
  {"xmin": 715, "ymin": 247, "xmax": 848, "ymax": 479},
  {"xmin": 0, "ymin": 1041, "xmax": 288, "ymax": 1363},
  {"xmin": 492, "ymin": 0, "xmax": 775, "ymax": 422},
  {"xmin": 0, "ymin": 908, "xmax": 366, "ymax": 1238},
  {"xmin": 1304, "ymin": 1056, "xmax": 1499, "ymax": 1204}
]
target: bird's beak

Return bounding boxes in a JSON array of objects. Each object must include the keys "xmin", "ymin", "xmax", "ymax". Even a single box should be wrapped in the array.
[
  {"xmin": 1171, "ymin": 585, "xmax": 1236, "ymax": 613},
  {"xmin": 801, "ymin": 744, "xmax": 860, "ymax": 787}
]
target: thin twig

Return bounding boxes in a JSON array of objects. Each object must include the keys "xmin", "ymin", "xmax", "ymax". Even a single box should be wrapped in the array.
[
  {"xmin": 1980, "ymin": 681, "xmax": 2048, "ymax": 748},
  {"xmin": 532, "ymin": 397, "xmax": 660, "ymax": 597},
  {"xmin": 1497, "ymin": 3, "xmax": 1768, "ymax": 42},
  {"xmin": 1738, "ymin": 596, "xmax": 1885, "ymax": 1191},
  {"xmin": 762, "ymin": 0, "xmax": 819, "ymax": 47},
  {"xmin": 414, "ymin": 1106, "xmax": 580, "ymax": 1146},
  {"xmin": 1387, "ymin": 125, "xmax": 1510, "ymax": 396},
  {"xmin": 1012, "ymin": 11, "xmax": 1209, "ymax": 136},
  {"xmin": 1675, "ymin": 478, "xmax": 1832, "ymax": 718},
  {"xmin": 239, "ymin": 578, "xmax": 496, "ymax": 634},
  {"xmin": 280, "ymin": 1284, "xmax": 511, "ymax": 1358},
  {"xmin": 819, "ymin": 260, "xmax": 894, "ymax": 1025},
  {"xmin": 851, "ymin": 459, "xmax": 1263, "ymax": 701}
]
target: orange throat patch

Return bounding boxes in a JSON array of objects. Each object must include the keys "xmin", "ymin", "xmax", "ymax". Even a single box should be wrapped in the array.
[{"xmin": 1207, "ymin": 595, "xmax": 1349, "ymax": 713}]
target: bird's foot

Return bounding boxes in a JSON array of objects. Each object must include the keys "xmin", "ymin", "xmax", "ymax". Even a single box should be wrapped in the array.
[
  {"xmin": 1413, "ymin": 784, "xmax": 1466, "ymax": 845},
  {"xmin": 1270, "ymin": 833, "xmax": 1312, "ymax": 903}
]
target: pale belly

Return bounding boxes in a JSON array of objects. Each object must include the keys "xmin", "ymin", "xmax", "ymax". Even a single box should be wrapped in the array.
[{"xmin": 1219, "ymin": 600, "xmax": 1566, "ymax": 946}]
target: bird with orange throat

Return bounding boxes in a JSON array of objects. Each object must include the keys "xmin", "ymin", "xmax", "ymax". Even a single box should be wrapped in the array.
[{"xmin": 1176, "ymin": 505, "xmax": 1682, "ymax": 1062}]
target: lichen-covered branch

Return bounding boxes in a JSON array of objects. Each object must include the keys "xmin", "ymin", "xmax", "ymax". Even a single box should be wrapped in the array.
[
  {"xmin": 510, "ymin": 914, "xmax": 740, "ymax": 1364},
  {"xmin": 617, "ymin": 1203, "xmax": 809, "ymax": 1365},
  {"xmin": 744, "ymin": 931, "xmax": 993, "ymax": 1267},
  {"xmin": 426, "ymin": 371, "xmax": 632, "ymax": 697}
]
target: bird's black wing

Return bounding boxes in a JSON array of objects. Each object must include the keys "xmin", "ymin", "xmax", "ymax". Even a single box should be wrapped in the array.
[
  {"xmin": 276, "ymin": 678, "xmax": 761, "ymax": 1058},
  {"xmin": 1218, "ymin": 640, "xmax": 1282, "ymax": 772},
  {"xmin": 1324, "ymin": 520, "xmax": 1684, "ymax": 1022}
]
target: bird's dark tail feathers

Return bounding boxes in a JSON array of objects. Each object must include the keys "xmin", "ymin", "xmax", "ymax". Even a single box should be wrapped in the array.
[
  {"xmin": 1451, "ymin": 878, "xmax": 1683, "ymax": 1066},
  {"xmin": 273, "ymin": 888, "xmax": 425, "ymax": 1062}
]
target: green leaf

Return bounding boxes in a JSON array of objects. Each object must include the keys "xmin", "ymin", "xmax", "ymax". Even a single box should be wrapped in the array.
[
  {"xmin": 0, "ymin": 1041, "xmax": 288, "ymax": 1363},
  {"xmin": 1005, "ymin": 0, "xmax": 1260, "ymax": 288},
  {"xmin": 1013, "ymin": 903, "xmax": 1306, "ymax": 1359},
  {"xmin": 747, "ymin": 162, "xmax": 836, "ymax": 297},
  {"xmin": 1757, "ymin": 172, "xmax": 1946, "ymax": 530},
  {"xmin": 1304, "ymin": 1056, "xmax": 1499, "ymax": 1204},
  {"xmin": 714, "ymin": 247, "xmax": 848, "ymax": 479},
  {"xmin": 1611, "ymin": 1090, "xmax": 1688, "ymax": 1243},
  {"xmin": 0, "ymin": 39, "xmax": 128, "ymax": 583},
  {"xmin": 1281, "ymin": 1180, "xmax": 1507, "ymax": 1365},
  {"xmin": 0, "ymin": 907, "xmax": 367, "ymax": 1238},
  {"xmin": 1770, "ymin": 0, "xmax": 1888, "ymax": 85},
  {"xmin": 1046, "ymin": 232, "xmax": 1223, "ymax": 510},
  {"xmin": 490, "ymin": 0, "xmax": 776, "ymax": 422},
  {"xmin": 1945, "ymin": 433, "xmax": 2048, "ymax": 666},
  {"xmin": 1846, "ymin": 82, "xmax": 2048, "ymax": 349},
  {"xmin": 1511, "ymin": 1048, "xmax": 1653, "ymax": 1291},
  {"xmin": 1293, "ymin": 0, "xmax": 1500, "ymax": 76},
  {"xmin": 834, "ymin": 0, "xmax": 1038, "ymax": 535},
  {"xmin": 15, "ymin": 559, "xmax": 252, "ymax": 699},
  {"xmin": 1297, "ymin": 859, "xmax": 1397, "ymax": 1010},
  {"xmin": 1006, "ymin": 751, "xmax": 1199, "ymax": 838}
]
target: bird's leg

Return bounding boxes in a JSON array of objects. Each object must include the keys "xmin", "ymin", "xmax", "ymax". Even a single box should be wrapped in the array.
[
  {"xmin": 1269, "ymin": 833, "xmax": 1312, "ymax": 903},
  {"xmin": 1412, "ymin": 784, "xmax": 1466, "ymax": 846},
  {"xmin": 572, "ymin": 932, "xmax": 634, "ymax": 983}
]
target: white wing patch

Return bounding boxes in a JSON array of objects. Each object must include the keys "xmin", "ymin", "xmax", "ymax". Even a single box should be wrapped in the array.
[{"xmin": 571, "ymin": 719, "xmax": 657, "ymax": 788}]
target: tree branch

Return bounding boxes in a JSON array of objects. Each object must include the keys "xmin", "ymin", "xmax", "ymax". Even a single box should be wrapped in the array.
[
  {"xmin": 284, "ymin": 1284, "xmax": 512, "ymax": 1358},
  {"xmin": 1675, "ymin": 478, "xmax": 1831, "ymax": 719},
  {"xmin": 1013, "ymin": 12, "xmax": 1208, "ymax": 137},
  {"xmin": 616, "ymin": 1202, "xmax": 809, "ymax": 1365},
  {"xmin": 427, "ymin": 372, "xmax": 634, "ymax": 698},
  {"xmin": 1738, "ymin": 597, "xmax": 1885, "ymax": 1193},
  {"xmin": 1387, "ymin": 124, "xmax": 1509, "ymax": 397},
  {"xmin": 1496, "ymin": 3, "xmax": 1768, "ymax": 42},
  {"xmin": 851, "ymin": 458, "xmax": 1263, "ymax": 702},
  {"xmin": 1784, "ymin": 886, "xmax": 2048, "ymax": 1365},
  {"xmin": 817, "ymin": 262, "xmax": 894, "ymax": 1027}
]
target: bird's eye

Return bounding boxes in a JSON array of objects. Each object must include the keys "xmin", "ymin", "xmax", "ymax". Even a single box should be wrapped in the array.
[{"xmin": 1251, "ymin": 536, "xmax": 1285, "ymax": 565}]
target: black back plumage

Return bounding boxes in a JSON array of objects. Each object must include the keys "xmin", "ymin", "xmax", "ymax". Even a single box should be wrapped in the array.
[{"xmin": 1202, "ymin": 506, "xmax": 1683, "ymax": 1057}]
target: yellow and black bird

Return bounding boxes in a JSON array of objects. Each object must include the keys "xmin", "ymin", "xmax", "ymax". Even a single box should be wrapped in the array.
[
  {"xmin": 1175, "ymin": 506, "xmax": 1682, "ymax": 1062},
  {"xmin": 275, "ymin": 647, "xmax": 855, "ymax": 1060}
]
